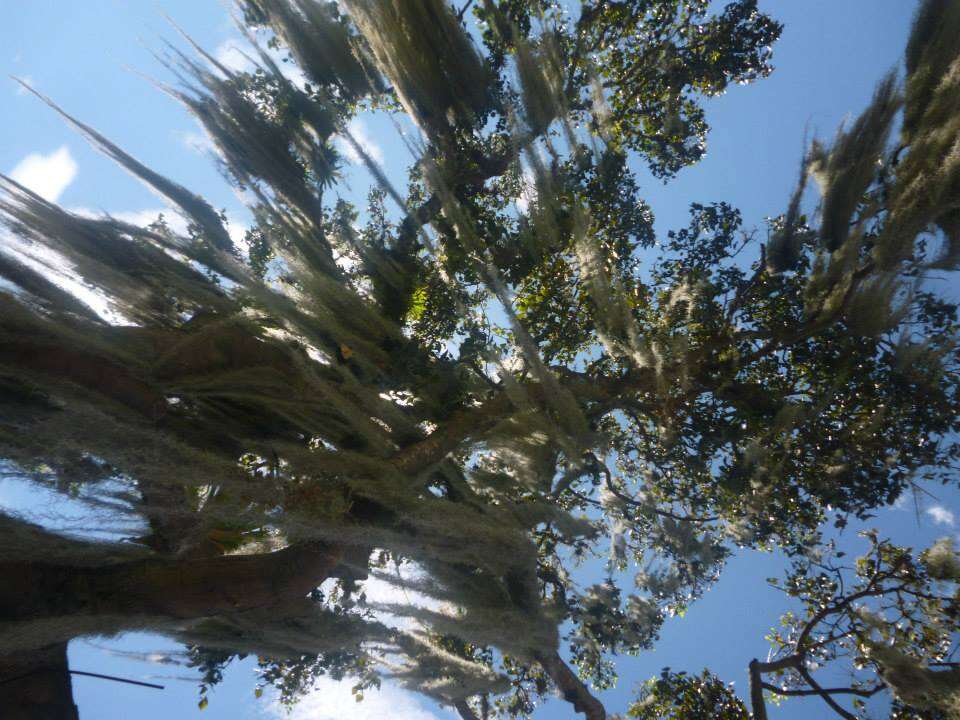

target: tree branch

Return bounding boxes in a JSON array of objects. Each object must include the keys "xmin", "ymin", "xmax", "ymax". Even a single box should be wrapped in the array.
[
  {"xmin": 536, "ymin": 651, "xmax": 606, "ymax": 720},
  {"xmin": 0, "ymin": 541, "xmax": 342, "ymax": 630},
  {"xmin": 748, "ymin": 659, "xmax": 769, "ymax": 720},
  {"xmin": 456, "ymin": 0, "xmax": 475, "ymax": 21},
  {"xmin": 760, "ymin": 682, "xmax": 883, "ymax": 699},
  {"xmin": 389, "ymin": 392, "xmax": 514, "ymax": 474},
  {"xmin": 454, "ymin": 699, "xmax": 481, "ymax": 720},
  {"xmin": 749, "ymin": 655, "xmax": 803, "ymax": 720},
  {"xmin": 591, "ymin": 455, "xmax": 718, "ymax": 523},
  {"xmin": 795, "ymin": 663, "xmax": 858, "ymax": 720}
]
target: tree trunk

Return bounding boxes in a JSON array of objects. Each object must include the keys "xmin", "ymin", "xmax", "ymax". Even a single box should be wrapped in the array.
[
  {"xmin": 0, "ymin": 542, "xmax": 341, "ymax": 717},
  {"xmin": 0, "ymin": 541, "xmax": 341, "ymax": 626},
  {"xmin": 0, "ymin": 642, "xmax": 78, "ymax": 720}
]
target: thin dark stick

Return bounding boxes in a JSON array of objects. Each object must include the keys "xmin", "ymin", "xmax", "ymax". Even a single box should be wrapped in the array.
[
  {"xmin": 457, "ymin": 0, "xmax": 475, "ymax": 21},
  {"xmin": 0, "ymin": 667, "xmax": 163, "ymax": 690},
  {"xmin": 70, "ymin": 670, "xmax": 165, "ymax": 689}
]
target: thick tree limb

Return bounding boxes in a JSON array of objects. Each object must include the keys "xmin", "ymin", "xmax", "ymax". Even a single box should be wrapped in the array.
[
  {"xmin": 0, "ymin": 541, "xmax": 342, "ymax": 629},
  {"xmin": 749, "ymin": 656, "xmax": 801, "ymax": 720},
  {"xmin": 454, "ymin": 699, "xmax": 481, "ymax": 720},
  {"xmin": 390, "ymin": 392, "xmax": 513, "ymax": 474},
  {"xmin": 750, "ymin": 656, "xmax": 802, "ymax": 673},
  {"xmin": 748, "ymin": 659, "xmax": 769, "ymax": 720},
  {"xmin": 537, "ymin": 651, "xmax": 606, "ymax": 720}
]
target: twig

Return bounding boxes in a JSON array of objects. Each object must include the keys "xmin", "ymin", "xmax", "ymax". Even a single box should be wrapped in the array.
[
  {"xmin": 457, "ymin": 0, "xmax": 475, "ymax": 21},
  {"xmin": 0, "ymin": 668, "xmax": 164, "ymax": 690},
  {"xmin": 69, "ymin": 670, "xmax": 165, "ymax": 690}
]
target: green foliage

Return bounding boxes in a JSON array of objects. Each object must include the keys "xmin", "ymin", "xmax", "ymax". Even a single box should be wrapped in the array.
[
  {"xmin": 761, "ymin": 532, "xmax": 960, "ymax": 718},
  {"xmin": 627, "ymin": 668, "xmax": 749, "ymax": 719},
  {"xmin": 574, "ymin": 0, "xmax": 782, "ymax": 178}
]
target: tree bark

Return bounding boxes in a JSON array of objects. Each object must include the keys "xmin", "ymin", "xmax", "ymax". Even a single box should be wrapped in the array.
[
  {"xmin": 537, "ymin": 651, "xmax": 606, "ymax": 720},
  {"xmin": 454, "ymin": 699, "xmax": 481, "ymax": 720},
  {"xmin": 0, "ymin": 541, "xmax": 341, "ymax": 632},
  {"xmin": 748, "ymin": 659, "xmax": 768, "ymax": 720},
  {"xmin": 0, "ymin": 542, "xmax": 341, "ymax": 718},
  {"xmin": 0, "ymin": 642, "xmax": 78, "ymax": 720},
  {"xmin": 749, "ymin": 656, "xmax": 800, "ymax": 720}
]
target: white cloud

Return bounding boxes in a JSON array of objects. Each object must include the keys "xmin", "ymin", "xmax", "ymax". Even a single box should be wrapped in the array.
[
  {"xmin": 362, "ymin": 572, "xmax": 433, "ymax": 614},
  {"xmin": 70, "ymin": 206, "xmax": 192, "ymax": 237},
  {"xmin": 179, "ymin": 128, "xmax": 215, "ymax": 155},
  {"xmin": 515, "ymin": 190, "xmax": 531, "ymax": 213},
  {"xmin": 267, "ymin": 676, "xmax": 450, "ymax": 720},
  {"xmin": 10, "ymin": 145, "xmax": 78, "ymax": 202},
  {"xmin": 213, "ymin": 38, "xmax": 307, "ymax": 88},
  {"xmin": 73, "ymin": 205, "xmax": 248, "ymax": 259},
  {"xmin": 0, "ymin": 275, "xmax": 22, "ymax": 296},
  {"xmin": 214, "ymin": 39, "xmax": 256, "ymax": 74},
  {"xmin": 112, "ymin": 208, "xmax": 182, "ymax": 231},
  {"xmin": 336, "ymin": 118, "xmax": 384, "ymax": 165},
  {"xmin": 927, "ymin": 505, "xmax": 956, "ymax": 527},
  {"xmin": 892, "ymin": 492, "xmax": 911, "ymax": 510},
  {"xmin": 515, "ymin": 167, "xmax": 537, "ymax": 213},
  {"xmin": 225, "ymin": 213, "xmax": 249, "ymax": 248}
]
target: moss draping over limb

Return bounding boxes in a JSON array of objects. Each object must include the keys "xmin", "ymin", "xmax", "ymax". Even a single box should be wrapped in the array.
[
  {"xmin": 343, "ymin": 0, "xmax": 493, "ymax": 136},
  {"xmin": 2, "ymin": 0, "xmax": 960, "ymax": 717},
  {"xmin": 13, "ymin": 80, "xmax": 234, "ymax": 255},
  {"xmin": 241, "ymin": 0, "xmax": 382, "ymax": 101}
]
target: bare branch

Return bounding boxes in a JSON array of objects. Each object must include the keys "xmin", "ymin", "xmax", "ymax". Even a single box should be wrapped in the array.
[{"xmin": 760, "ymin": 682, "xmax": 884, "ymax": 699}]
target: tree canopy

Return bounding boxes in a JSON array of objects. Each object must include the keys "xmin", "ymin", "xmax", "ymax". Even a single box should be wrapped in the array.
[{"xmin": 1, "ymin": 1, "xmax": 960, "ymax": 718}]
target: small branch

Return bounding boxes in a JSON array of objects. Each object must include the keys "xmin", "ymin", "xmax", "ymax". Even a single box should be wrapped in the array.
[
  {"xmin": 795, "ymin": 664, "xmax": 857, "ymax": 720},
  {"xmin": 457, "ymin": 0, "xmax": 475, "ymax": 21},
  {"xmin": 805, "ymin": 629, "xmax": 855, "ymax": 653},
  {"xmin": 795, "ymin": 587, "xmax": 883, "ymax": 652},
  {"xmin": 593, "ymin": 458, "xmax": 718, "ymax": 523}
]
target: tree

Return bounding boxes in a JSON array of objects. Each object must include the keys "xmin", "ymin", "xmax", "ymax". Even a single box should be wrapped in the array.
[
  {"xmin": 0, "ymin": 1, "xmax": 959, "ymax": 718},
  {"xmin": 750, "ymin": 532, "xmax": 960, "ymax": 719},
  {"xmin": 627, "ymin": 668, "xmax": 750, "ymax": 719}
]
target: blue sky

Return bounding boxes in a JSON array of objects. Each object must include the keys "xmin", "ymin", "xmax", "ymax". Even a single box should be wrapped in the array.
[{"xmin": 2, "ymin": 1, "xmax": 958, "ymax": 718}]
